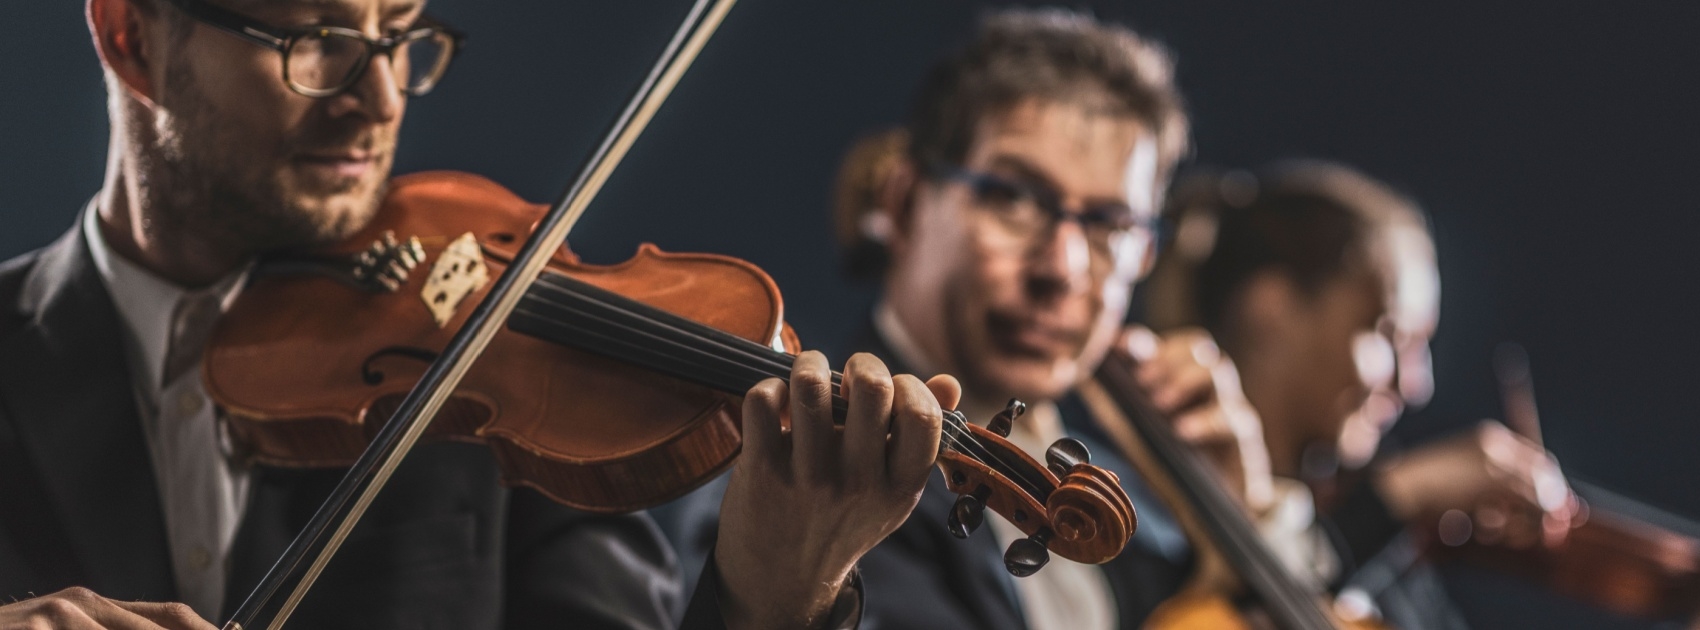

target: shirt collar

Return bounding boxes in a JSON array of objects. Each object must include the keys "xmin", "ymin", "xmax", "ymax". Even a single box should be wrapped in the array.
[{"xmin": 82, "ymin": 201, "xmax": 249, "ymax": 392}]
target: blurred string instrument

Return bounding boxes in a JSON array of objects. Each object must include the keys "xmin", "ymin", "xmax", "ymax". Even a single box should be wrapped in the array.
[
  {"xmin": 204, "ymin": 1, "xmax": 1136, "ymax": 628},
  {"xmin": 1420, "ymin": 343, "xmax": 1700, "ymax": 622},
  {"xmin": 1082, "ymin": 352, "xmax": 1386, "ymax": 629}
]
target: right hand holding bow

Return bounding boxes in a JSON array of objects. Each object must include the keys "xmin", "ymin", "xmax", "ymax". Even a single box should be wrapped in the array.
[{"xmin": 0, "ymin": 587, "xmax": 214, "ymax": 630}]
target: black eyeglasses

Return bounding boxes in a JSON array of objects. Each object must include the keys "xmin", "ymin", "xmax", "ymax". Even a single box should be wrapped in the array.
[
  {"xmin": 931, "ymin": 163, "xmax": 1166, "ymax": 260},
  {"xmin": 161, "ymin": 0, "xmax": 466, "ymax": 98}
]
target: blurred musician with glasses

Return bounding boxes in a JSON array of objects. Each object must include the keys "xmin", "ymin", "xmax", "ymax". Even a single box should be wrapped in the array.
[
  {"xmin": 0, "ymin": 0, "xmax": 962, "ymax": 628},
  {"xmin": 657, "ymin": 10, "xmax": 1348, "ymax": 630},
  {"xmin": 1143, "ymin": 161, "xmax": 1579, "ymax": 628}
]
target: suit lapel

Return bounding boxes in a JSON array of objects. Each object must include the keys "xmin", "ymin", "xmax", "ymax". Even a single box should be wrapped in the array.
[
  {"xmin": 0, "ymin": 226, "xmax": 176, "ymax": 600},
  {"xmin": 917, "ymin": 471, "xmax": 1029, "ymax": 630}
]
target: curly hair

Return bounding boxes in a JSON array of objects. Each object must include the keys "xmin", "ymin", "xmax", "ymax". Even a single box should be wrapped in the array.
[{"xmin": 908, "ymin": 8, "xmax": 1188, "ymax": 181}]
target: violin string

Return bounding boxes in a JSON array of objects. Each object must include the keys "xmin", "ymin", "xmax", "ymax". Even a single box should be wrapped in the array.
[
  {"xmin": 508, "ymin": 299, "xmax": 1008, "ymax": 496},
  {"xmin": 517, "ymin": 277, "xmax": 1047, "ymax": 496},
  {"xmin": 523, "ymin": 280, "xmax": 1055, "ymax": 501},
  {"xmin": 1104, "ymin": 363, "xmax": 1331, "ymax": 627},
  {"xmin": 514, "ymin": 274, "xmax": 1055, "ymax": 499},
  {"xmin": 514, "ymin": 280, "xmax": 1003, "ymax": 468}
]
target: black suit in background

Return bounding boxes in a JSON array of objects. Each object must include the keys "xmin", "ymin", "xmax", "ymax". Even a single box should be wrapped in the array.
[{"xmin": 0, "ymin": 223, "xmax": 732, "ymax": 629}]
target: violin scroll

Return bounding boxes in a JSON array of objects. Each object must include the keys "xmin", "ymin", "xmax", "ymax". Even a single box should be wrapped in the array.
[{"xmin": 936, "ymin": 401, "xmax": 1137, "ymax": 576}]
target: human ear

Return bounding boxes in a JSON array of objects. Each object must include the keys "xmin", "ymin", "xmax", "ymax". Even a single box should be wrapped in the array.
[
  {"xmin": 877, "ymin": 157, "xmax": 921, "ymax": 260},
  {"xmin": 87, "ymin": 0, "xmax": 159, "ymax": 106}
]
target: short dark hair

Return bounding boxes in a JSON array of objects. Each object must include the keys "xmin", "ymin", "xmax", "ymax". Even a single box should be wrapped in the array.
[
  {"xmin": 907, "ymin": 8, "xmax": 1189, "ymax": 181},
  {"xmin": 1145, "ymin": 160, "xmax": 1430, "ymax": 345}
]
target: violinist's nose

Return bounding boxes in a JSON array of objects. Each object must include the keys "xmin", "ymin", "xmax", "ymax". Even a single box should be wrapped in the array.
[
  {"xmin": 327, "ymin": 53, "xmax": 404, "ymax": 123},
  {"xmin": 1024, "ymin": 216, "xmax": 1091, "ymax": 301}
]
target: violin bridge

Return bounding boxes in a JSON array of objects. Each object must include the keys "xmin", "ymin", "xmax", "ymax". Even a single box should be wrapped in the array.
[{"xmin": 422, "ymin": 232, "xmax": 490, "ymax": 327}]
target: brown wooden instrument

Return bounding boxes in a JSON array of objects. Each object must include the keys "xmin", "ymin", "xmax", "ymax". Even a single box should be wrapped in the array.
[
  {"xmin": 205, "ymin": 168, "xmax": 1141, "ymax": 625},
  {"xmin": 1424, "ymin": 481, "xmax": 1700, "ymax": 621},
  {"xmin": 209, "ymin": 2, "xmax": 1133, "ymax": 628},
  {"xmin": 1083, "ymin": 352, "xmax": 1386, "ymax": 629},
  {"xmin": 208, "ymin": 171, "xmax": 1139, "ymax": 554},
  {"xmin": 1419, "ymin": 344, "xmax": 1700, "ymax": 622}
]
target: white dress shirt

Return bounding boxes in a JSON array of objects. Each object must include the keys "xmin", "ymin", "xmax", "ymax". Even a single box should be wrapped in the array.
[{"xmin": 83, "ymin": 205, "xmax": 251, "ymax": 620}]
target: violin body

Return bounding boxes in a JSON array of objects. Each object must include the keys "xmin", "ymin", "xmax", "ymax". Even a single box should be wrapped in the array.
[
  {"xmin": 1424, "ymin": 499, "xmax": 1700, "ymax": 621},
  {"xmin": 207, "ymin": 171, "xmax": 793, "ymax": 513}
]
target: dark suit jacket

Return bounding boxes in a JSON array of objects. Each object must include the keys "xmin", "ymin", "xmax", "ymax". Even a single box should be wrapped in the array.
[
  {"xmin": 654, "ymin": 326, "xmax": 1197, "ymax": 630},
  {"xmin": 852, "ymin": 331, "xmax": 1194, "ymax": 630},
  {"xmin": 0, "ymin": 225, "xmax": 732, "ymax": 629}
]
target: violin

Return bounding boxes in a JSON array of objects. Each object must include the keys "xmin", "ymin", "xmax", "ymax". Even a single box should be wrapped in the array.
[
  {"xmin": 1424, "ymin": 480, "xmax": 1700, "ymax": 621},
  {"xmin": 1080, "ymin": 352, "xmax": 1385, "ymax": 630},
  {"xmin": 203, "ymin": 1, "xmax": 1134, "ymax": 627},
  {"xmin": 208, "ymin": 169, "xmax": 1136, "ymax": 537},
  {"xmin": 1418, "ymin": 344, "xmax": 1700, "ymax": 621}
]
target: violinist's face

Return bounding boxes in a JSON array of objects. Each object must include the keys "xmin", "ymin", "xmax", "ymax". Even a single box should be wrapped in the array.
[
  {"xmin": 1252, "ymin": 275, "xmax": 1391, "ymax": 461},
  {"xmin": 887, "ymin": 99, "xmax": 1157, "ymax": 404},
  {"xmin": 135, "ymin": 0, "xmax": 419, "ymax": 252},
  {"xmin": 1243, "ymin": 227, "xmax": 1438, "ymax": 468},
  {"xmin": 1336, "ymin": 226, "xmax": 1439, "ymax": 464}
]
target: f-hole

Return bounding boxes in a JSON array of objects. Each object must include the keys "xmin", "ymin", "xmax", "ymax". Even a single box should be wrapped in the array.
[{"xmin": 361, "ymin": 346, "xmax": 442, "ymax": 385}]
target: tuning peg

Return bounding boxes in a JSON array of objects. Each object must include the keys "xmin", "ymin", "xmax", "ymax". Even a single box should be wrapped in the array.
[
  {"xmin": 987, "ymin": 398, "xmax": 1027, "ymax": 437},
  {"xmin": 947, "ymin": 486, "xmax": 992, "ymax": 539},
  {"xmin": 948, "ymin": 494, "xmax": 986, "ymax": 539},
  {"xmin": 1045, "ymin": 437, "xmax": 1091, "ymax": 477},
  {"xmin": 1003, "ymin": 530, "xmax": 1051, "ymax": 577}
]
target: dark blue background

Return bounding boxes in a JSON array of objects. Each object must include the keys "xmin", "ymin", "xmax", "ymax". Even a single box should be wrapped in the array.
[{"xmin": 5, "ymin": 1, "xmax": 1697, "ymax": 627}]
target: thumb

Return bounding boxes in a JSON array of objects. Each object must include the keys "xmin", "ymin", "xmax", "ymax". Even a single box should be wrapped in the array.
[{"xmin": 924, "ymin": 373, "xmax": 962, "ymax": 411}]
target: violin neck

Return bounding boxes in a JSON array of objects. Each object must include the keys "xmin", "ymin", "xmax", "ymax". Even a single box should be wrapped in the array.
[
  {"xmin": 509, "ymin": 271, "xmax": 1014, "ymax": 471},
  {"xmin": 1092, "ymin": 354, "xmax": 1336, "ymax": 630},
  {"xmin": 513, "ymin": 268, "xmax": 871, "ymax": 409}
]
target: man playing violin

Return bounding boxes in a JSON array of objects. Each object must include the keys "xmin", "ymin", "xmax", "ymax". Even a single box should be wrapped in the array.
[
  {"xmin": 0, "ymin": 0, "xmax": 957, "ymax": 628},
  {"xmin": 847, "ymin": 12, "xmax": 1285, "ymax": 628},
  {"xmin": 663, "ymin": 9, "xmax": 1314, "ymax": 629}
]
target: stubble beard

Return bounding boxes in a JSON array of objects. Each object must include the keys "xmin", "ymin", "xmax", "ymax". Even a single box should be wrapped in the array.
[{"xmin": 135, "ymin": 54, "xmax": 389, "ymax": 268}]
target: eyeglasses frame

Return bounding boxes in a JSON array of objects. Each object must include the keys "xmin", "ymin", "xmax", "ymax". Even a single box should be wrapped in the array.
[
  {"xmin": 159, "ymin": 0, "xmax": 467, "ymax": 98},
  {"xmin": 927, "ymin": 162, "xmax": 1169, "ymax": 258}
]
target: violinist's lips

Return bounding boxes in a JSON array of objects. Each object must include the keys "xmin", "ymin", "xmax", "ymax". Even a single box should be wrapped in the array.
[
  {"xmin": 986, "ymin": 310, "xmax": 1085, "ymax": 357},
  {"xmin": 295, "ymin": 152, "xmax": 376, "ymax": 179}
]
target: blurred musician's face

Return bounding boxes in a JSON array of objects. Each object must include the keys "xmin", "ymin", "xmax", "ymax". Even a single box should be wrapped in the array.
[
  {"xmin": 887, "ymin": 99, "xmax": 1158, "ymax": 404},
  {"xmin": 1336, "ymin": 225, "xmax": 1438, "ymax": 464},
  {"xmin": 1240, "ymin": 226, "xmax": 1438, "ymax": 468},
  {"xmin": 134, "ymin": 0, "xmax": 419, "ymax": 252}
]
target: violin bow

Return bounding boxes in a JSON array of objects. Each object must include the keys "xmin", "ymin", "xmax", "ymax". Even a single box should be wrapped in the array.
[
  {"xmin": 222, "ymin": 0, "xmax": 737, "ymax": 627},
  {"xmin": 1493, "ymin": 342, "xmax": 1544, "ymax": 446}
]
